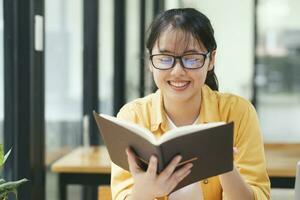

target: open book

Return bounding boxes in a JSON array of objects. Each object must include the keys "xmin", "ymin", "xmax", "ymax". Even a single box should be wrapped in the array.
[{"xmin": 93, "ymin": 111, "xmax": 234, "ymax": 190}]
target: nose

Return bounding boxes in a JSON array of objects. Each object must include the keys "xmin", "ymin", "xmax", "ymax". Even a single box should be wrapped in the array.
[{"xmin": 170, "ymin": 58, "xmax": 186, "ymax": 76}]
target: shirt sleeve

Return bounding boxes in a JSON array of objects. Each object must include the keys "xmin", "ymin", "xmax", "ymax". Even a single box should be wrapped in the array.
[
  {"xmin": 111, "ymin": 104, "xmax": 136, "ymax": 200},
  {"xmin": 225, "ymin": 98, "xmax": 270, "ymax": 200},
  {"xmin": 111, "ymin": 161, "xmax": 133, "ymax": 200}
]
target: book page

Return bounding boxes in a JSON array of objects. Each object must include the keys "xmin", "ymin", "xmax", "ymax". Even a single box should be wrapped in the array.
[
  {"xmin": 100, "ymin": 114, "xmax": 158, "ymax": 144},
  {"xmin": 158, "ymin": 122, "xmax": 226, "ymax": 145}
]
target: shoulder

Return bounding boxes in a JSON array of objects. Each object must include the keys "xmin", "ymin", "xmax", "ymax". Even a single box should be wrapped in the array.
[
  {"xmin": 118, "ymin": 93, "xmax": 156, "ymax": 115},
  {"xmin": 116, "ymin": 92, "xmax": 158, "ymax": 123},
  {"xmin": 206, "ymin": 88, "xmax": 256, "ymax": 121},
  {"xmin": 217, "ymin": 91, "xmax": 254, "ymax": 113}
]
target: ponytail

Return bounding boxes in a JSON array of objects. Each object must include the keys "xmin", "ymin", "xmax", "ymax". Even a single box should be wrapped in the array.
[{"xmin": 205, "ymin": 67, "xmax": 219, "ymax": 91}]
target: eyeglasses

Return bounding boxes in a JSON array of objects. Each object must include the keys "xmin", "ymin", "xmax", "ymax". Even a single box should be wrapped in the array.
[{"xmin": 150, "ymin": 52, "xmax": 211, "ymax": 70}]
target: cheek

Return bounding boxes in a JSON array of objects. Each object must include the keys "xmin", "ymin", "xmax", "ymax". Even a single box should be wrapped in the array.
[
  {"xmin": 153, "ymin": 70, "xmax": 170, "ymax": 88},
  {"xmin": 152, "ymin": 70, "xmax": 164, "ymax": 85},
  {"xmin": 190, "ymin": 70, "xmax": 208, "ymax": 84}
]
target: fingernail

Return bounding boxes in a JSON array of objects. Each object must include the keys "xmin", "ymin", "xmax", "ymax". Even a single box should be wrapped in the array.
[
  {"xmin": 187, "ymin": 163, "xmax": 193, "ymax": 169},
  {"xmin": 177, "ymin": 155, "xmax": 182, "ymax": 162},
  {"xmin": 233, "ymin": 147, "xmax": 239, "ymax": 154},
  {"xmin": 151, "ymin": 156, "xmax": 157, "ymax": 163}
]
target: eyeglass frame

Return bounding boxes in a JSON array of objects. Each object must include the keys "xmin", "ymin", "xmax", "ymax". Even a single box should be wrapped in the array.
[{"xmin": 149, "ymin": 51, "xmax": 211, "ymax": 70}]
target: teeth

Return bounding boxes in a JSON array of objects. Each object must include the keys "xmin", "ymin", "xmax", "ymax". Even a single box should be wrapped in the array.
[{"xmin": 169, "ymin": 81, "xmax": 189, "ymax": 87}]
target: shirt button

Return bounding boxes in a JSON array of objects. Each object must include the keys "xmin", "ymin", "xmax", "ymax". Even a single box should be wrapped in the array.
[{"xmin": 203, "ymin": 179, "xmax": 209, "ymax": 184}]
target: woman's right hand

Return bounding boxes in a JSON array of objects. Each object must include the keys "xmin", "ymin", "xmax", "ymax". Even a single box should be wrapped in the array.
[{"xmin": 125, "ymin": 148, "xmax": 193, "ymax": 200}]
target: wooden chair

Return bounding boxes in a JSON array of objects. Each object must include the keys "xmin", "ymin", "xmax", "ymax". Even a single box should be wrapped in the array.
[{"xmin": 98, "ymin": 185, "xmax": 112, "ymax": 200}]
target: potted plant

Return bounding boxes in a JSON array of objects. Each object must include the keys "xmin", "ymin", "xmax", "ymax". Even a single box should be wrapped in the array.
[{"xmin": 0, "ymin": 144, "xmax": 28, "ymax": 200}]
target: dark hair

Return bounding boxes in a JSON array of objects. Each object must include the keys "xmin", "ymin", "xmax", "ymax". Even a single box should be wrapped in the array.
[{"xmin": 146, "ymin": 8, "xmax": 219, "ymax": 91}]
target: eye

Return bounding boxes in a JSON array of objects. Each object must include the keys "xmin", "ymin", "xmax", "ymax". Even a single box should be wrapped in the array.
[
  {"xmin": 183, "ymin": 57, "xmax": 199, "ymax": 65},
  {"xmin": 183, "ymin": 55, "xmax": 204, "ymax": 63},
  {"xmin": 186, "ymin": 58, "xmax": 199, "ymax": 63},
  {"xmin": 158, "ymin": 56, "xmax": 173, "ymax": 63}
]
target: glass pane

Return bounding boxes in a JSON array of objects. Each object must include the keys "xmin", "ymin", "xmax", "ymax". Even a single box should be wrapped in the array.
[
  {"xmin": 99, "ymin": 0, "xmax": 114, "ymax": 115},
  {"xmin": 144, "ymin": 0, "xmax": 155, "ymax": 95},
  {"xmin": 126, "ymin": 0, "xmax": 140, "ymax": 102},
  {"xmin": 45, "ymin": 0, "xmax": 83, "ymax": 199},
  {"xmin": 0, "ymin": 0, "xmax": 3, "ymax": 145},
  {"xmin": 256, "ymin": 0, "xmax": 300, "ymax": 142}
]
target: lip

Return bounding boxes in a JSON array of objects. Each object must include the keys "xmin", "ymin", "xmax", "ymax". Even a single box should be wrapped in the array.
[{"xmin": 167, "ymin": 80, "xmax": 191, "ymax": 91}]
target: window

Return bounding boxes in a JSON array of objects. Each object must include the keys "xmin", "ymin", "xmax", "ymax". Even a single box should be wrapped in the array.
[
  {"xmin": 256, "ymin": 0, "xmax": 300, "ymax": 142},
  {"xmin": 125, "ymin": 0, "xmax": 141, "ymax": 102},
  {"xmin": 99, "ymin": 0, "xmax": 114, "ymax": 115},
  {"xmin": 45, "ymin": 0, "xmax": 83, "ymax": 199}
]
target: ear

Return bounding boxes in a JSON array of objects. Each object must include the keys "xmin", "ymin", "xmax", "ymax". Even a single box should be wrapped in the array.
[
  {"xmin": 146, "ymin": 49, "xmax": 153, "ymax": 73},
  {"xmin": 208, "ymin": 50, "xmax": 216, "ymax": 71}
]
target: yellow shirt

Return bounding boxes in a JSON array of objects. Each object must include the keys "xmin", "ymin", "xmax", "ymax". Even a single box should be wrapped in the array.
[{"xmin": 111, "ymin": 85, "xmax": 270, "ymax": 200}]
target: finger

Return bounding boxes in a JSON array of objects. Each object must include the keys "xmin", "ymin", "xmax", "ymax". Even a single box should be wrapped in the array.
[
  {"xmin": 172, "ymin": 163, "xmax": 193, "ymax": 180},
  {"xmin": 169, "ymin": 167, "xmax": 192, "ymax": 190},
  {"xmin": 146, "ymin": 155, "xmax": 158, "ymax": 176},
  {"xmin": 126, "ymin": 148, "xmax": 142, "ymax": 174},
  {"xmin": 159, "ymin": 155, "xmax": 182, "ymax": 180}
]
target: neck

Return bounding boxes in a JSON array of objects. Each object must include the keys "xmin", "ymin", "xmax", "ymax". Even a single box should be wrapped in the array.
[{"xmin": 163, "ymin": 93, "xmax": 201, "ymax": 127}]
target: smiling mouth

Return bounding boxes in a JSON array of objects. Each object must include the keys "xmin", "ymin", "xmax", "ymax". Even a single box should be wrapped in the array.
[{"xmin": 168, "ymin": 81, "xmax": 191, "ymax": 89}]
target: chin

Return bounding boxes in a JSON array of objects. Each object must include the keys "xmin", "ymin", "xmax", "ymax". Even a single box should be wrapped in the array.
[{"xmin": 167, "ymin": 92, "xmax": 194, "ymax": 103}]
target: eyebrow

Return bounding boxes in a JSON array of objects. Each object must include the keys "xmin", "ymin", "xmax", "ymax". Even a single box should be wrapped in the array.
[{"xmin": 158, "ymin": 48, "xmax": 203, "ymax": 54}]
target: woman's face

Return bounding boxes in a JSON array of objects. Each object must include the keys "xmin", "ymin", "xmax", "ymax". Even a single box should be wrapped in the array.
[{"xmin": 149, "ymin": 28, "xmax": 216, "ymax": 104}]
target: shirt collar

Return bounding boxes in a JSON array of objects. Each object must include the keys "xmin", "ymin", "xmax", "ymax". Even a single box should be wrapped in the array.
[
  {"xmin": 198, "ymin": 84, "xmax": 221, "ymax": 123},
  {"xmin": 150, "ymin": 84, "xmax": 221, "ymax": 132},
  {"xmin": 150, "ymin": 90, "xmax": 168, "ymax": 132}
]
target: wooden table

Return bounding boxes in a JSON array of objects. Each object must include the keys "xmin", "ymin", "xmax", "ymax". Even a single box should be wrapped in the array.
[
  {"xmin": 265, "ymin": 143, "xmax": 300, "ymax": 188},
  {"xmin": 51, "ymin": 146, "xmax": 111, "ymax": 200},
  {"xmin": 51, "ymin": 144, "xmax": 300, "ymax": 200},
  {"xmin": 265, "ymin": 144, "xmax": 300, "ymax": 188}
]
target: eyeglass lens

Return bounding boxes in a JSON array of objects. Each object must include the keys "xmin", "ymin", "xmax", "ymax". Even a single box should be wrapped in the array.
[{"xmin": 152, "ymin": 54, "xmax": 206, "ymax": 69}]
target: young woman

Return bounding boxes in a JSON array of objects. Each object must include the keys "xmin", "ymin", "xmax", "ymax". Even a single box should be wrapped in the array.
[{"xmin": 111, "ymin": 8, "xmax": 270, "ymax": 200}]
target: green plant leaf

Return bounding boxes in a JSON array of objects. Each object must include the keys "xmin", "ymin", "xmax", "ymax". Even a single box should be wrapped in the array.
[
  {"xmin": 0, "ymin": 178, "xmax": 28, "ymax": 193},
  {"xmin": 3, "ymin": 148, "xmax": 12, "ymax": 165},
  {"xmin": 0, "ymin": 192, "xmax": 8, "ymax": 199},
  {"xmin": 0, "ymin": 179, "xmax": 6, "ymax": 185},
  {"xmin": 0, "ymin": 144, "xmax": 3, "ymax": 166},
  {"xmin": 12, "ymin": 188, "xmax": 18, "ymax": 199},
  {"xmin": 0, "ymin": 146, "xmax": 12, "ymax": 167}
]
